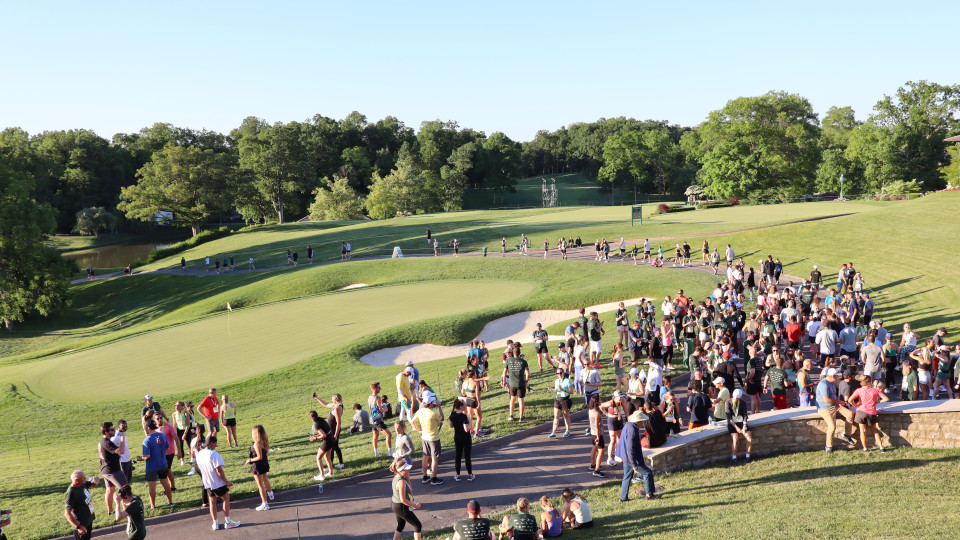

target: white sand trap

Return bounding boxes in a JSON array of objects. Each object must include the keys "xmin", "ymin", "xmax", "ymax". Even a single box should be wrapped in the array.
[
  {"xmin": 338, "ymin": 283, "xmax": 369, "ymax": 291},
  {"xmin": 360, "ymin": 296, "xmax": 655, "ymax": 367}
]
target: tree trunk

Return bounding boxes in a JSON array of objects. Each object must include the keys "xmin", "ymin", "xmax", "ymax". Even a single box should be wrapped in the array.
[
  {"xmin": 277, "ymin": 198, "xmax": 285, "ymax": 224},
  {"xmin": 191, "ymin": 224, "xmax": 201, "ymax": 237}
]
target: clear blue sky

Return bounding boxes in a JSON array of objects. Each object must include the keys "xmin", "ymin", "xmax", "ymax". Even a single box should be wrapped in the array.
[{"xmin": 1, "ymin": 1, "xmax": 955, "ymax": 142}]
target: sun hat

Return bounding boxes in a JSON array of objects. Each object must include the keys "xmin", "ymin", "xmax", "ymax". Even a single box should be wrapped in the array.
[{"xmin": 628, "ymin": 410, "xmax": 649, "ymax": 423}]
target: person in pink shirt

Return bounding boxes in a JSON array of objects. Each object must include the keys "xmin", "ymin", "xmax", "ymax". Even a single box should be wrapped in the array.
[
  {"xmin": 157, "ymin": 415, "xmax": 179, "ymax": 492},
  {"xmin": 847, "ymin": 375, "xmax": 890, "ymax": 452}
]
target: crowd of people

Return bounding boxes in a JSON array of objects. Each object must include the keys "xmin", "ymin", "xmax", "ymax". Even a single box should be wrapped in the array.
[{"xmin": 60, "ymin": 239, "xmax": 960, "ymax": 539}]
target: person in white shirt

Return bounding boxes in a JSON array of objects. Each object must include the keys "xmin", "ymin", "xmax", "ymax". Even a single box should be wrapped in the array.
[
  {"xmin": 110, "ymin": 420, "xmax": 133, "ymax": 495},
  {"xmin": 196, "ymin": 436, "xmax": 240, "ymax": 531}
]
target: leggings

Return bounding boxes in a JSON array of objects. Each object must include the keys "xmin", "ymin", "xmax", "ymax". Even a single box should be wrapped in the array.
[
  {"xmin": 884, "ymin": 361, "xmax": 898, "ymax": 388},
  {"xmin": 176, "ymin": 429, "xmax": 186, "ymax": 457},
  {"xmin": 331, "ymin": 437, "xmax": 344, "ymax": 465},
  {"xmin": 455, "ymin": 438, "xmax": 472, "ymax": 475},
  {"xmin": 662, "ymin": 345, "xmax": 673, "ymax": 366},
  {"xmin": 392, "ymin": 502, "xmax": 422, "ymax": 533}
]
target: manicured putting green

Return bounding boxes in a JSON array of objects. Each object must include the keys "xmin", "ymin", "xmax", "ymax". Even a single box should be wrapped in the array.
[{"xmin": 3, "ymin": 279, "xmax": 533, "ymax": 401}]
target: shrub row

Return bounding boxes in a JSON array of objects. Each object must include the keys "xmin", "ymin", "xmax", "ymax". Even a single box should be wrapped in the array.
[{"xmin": 146, "ymin": 226, "xmax": 233, "ymax": 262}]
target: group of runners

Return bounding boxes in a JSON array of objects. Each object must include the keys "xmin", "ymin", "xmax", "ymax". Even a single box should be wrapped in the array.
[{"xmin": 61, "ymin": 239, "xmax": 960, "ymax": 540}]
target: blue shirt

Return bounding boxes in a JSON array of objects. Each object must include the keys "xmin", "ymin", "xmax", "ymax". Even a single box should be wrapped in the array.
[
  {"xmin": 142, "ymin": 432, "xmax": 169, "ymax": 473},
  {"xmin": 614, "ymin": 421, "xmax": 644, "ymax": 466},
  {"xmin": 839, "ymin": 327, "xmax": 858, "ymax": 352},
  {"xmin": 815, "ymin": 379, "xmax": 836, "ymax": 410}
]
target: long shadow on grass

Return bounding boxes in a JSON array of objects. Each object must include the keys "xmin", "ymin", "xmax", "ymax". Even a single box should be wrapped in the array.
[{"xmin": 594, "ymin": 502, "xmax": 733, "ymax": 539}]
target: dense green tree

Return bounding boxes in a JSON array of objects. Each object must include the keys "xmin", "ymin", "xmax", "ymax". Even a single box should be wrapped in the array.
[
  {"xmin": 0, "ymin": 160, "xmax": 71, "ymax": 328},
  {"xmin": 237, "ymin": 120, "xmax": 316, "ymax": 223},
  {"xmin": 308, "ymin": 176, "xmax": 365, "ymax": 220},
  {"xmin": 337, "ymin": 146, "xmax": 374, "ymax": 192},
  {"xmin": 695, "ymin": 91, "xmax": 821, "ymax": 199},
  {"xmin": 438, "ymin": 142, "xmax": 478, "ymax": 211},
  {"xmin": 871, "ymin": 80, "xmax": 960, "ymax": 189},
  {"xmin": 73, "ymin": 206, "xmax": 117, "ymax": 237},
  {"xmin": 845, "ymin": 121, "xmax": 900, "ymax": 193},
  {"xmin": 478, "ymin": 132, "xmax": 521, "ymax": 203},
  {"xmin": 365, "ymin": 145, "xmax": 434, "ymax": 219},
  {"xmin": 118, "ymin": 144, "xmax": 238, "ymax": 236},
  {"xmin": 815, "ymin": 106, "xmax": 862, "ymax": 193}
]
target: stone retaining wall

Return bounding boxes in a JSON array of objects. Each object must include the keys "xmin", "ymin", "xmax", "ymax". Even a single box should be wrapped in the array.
[{"xmin": 645, "ymin": 400, "xmax": 960, "ymax": 472}]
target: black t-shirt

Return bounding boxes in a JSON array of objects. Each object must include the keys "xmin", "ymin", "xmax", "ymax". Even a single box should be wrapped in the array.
[
  {"xmin": 99, "ymin": 437, "xmax": 121, "ymax": 474},
  {"xmin": 688, "ymin": 393, "xmax": 712, "ymax": 425},
  {"xmin": 454, "ymin": 517, "xmax": 491, "ymax": 540},
  {"xmin": 141, "ymin": 403, "xmax": 162, "ymax": 417},
  {"xmin": 65, "ymin": 483, "xmax": 94, "ymax": 527},
  {"xmin": 313, "ymin": 419, "xmax": 330, "ymax": 436},
  {"xmin": 449, "ymin": 411, "xmax": 471, "ymax": 441}
]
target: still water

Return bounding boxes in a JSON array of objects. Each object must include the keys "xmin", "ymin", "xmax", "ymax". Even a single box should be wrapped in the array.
[{"xmin": 63, "ymin": 244, "xmax": 161, "ymax": 269}]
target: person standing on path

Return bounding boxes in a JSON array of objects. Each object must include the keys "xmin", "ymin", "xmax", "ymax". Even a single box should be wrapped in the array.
[
  {"xmin": 501, "ymin": 237, "xmax": 506, "ymax": 256},
  {"xmin": 64, "ymin": 470, "xmax": 100, "ymax": 540},
  {"xmin": 198, "ymin": 388, "xmax": 220, "ymax": 438},
  {"xmin": 307, "ymin": 245, "xmax": 313, "ymax": 263},
  {"xmin": 346, "ymin": 241, "xmax": 352, "ymax": 260},
  {"xmin": 643, "ymin": 239, "xmax": 651, "ymax": 262},
  {"xmin": 180, "ymin": 257, "xmax": 186, "ymax": 271},
  {"xmin": 98, "ymin": 422, "xmax": 126, "ymax": 515},
  {"xmin": 503, "ymin": 350, "xmax": 530, "ymax": 421},
  {"xmin": 243, "ymin": 425, "xmax": 274, "ymax": 511},
  {"xmin": 139, "ymin": 420, "xmax": 173, "ymax": 509},
  {"xmin": 394, "ymin": 421, "xmax": 415, "ymax": 470},
  {"xmin": 313, "ymin": 393, "xmax": 345, "ymax": 468},
  {"xmin": 248, "ymin": 256, "xmax": 255, "ymax": 270},
  {"xmin": 454, "ymin": 500, "xmax": 494, "ymax": 540},
  {"xmin": 615, "ymin": 409, "xmax": 660, "ymax": 502},
  {"xmin": 112, "ymin": 484, "xmax": 146, "ymax": 540},
  {"xmin": 815, "ymin": 368, "xmax": 859, "ymax": 453},
  {"xmin": 587, "ymin": 311, "xmax": 604, "ymax": 364},
  {"xmin": 763, "ymin": 356, "xmax": 789, "ymax": 410},
  {"xmin": 411, "ymin": 396, "xmax": 444, "ymax": 485},
  {"xmin": 426, "ymin": 227, "xmax": 431, "ymax": 246},
  {"xmin": 369, "ymin": 382, "xmax": 394, "ymax": 457},
  {"xmin": 449, "ymin": 399, "xmax": 474, "ymax": 481},
  {"xmin": 532, "ymin": 323, "xmax": 549, "ymax": 372},
  {"xmin": 196, "ymin": 436, "xmax": 240, "ymax": 530},
  {"xmin": 390, "ymin": 457, "xmax": 422, "ymax": 540},
  {"xmin": 548, "ymin": 367, "xmax": 573, "ymax": 438}
]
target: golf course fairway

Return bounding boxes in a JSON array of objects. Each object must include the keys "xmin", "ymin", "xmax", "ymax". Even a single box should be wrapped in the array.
[{"xmin": 1, "ymin": 279, "xmax": 533, "ymax": 400}]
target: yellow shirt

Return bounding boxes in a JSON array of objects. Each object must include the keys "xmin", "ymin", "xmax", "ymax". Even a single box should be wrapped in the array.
[
  {"xmin": 396, "ymin": 372, "xmax": 412, "ymax": 403},
  {"xmin": 413, "ymin": 407, "xmax": 441, "ymax": 441}
]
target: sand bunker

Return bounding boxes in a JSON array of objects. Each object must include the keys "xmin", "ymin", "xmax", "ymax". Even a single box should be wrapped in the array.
[{"xmin": 359, "ymin": 296, "xmax": 654, "ymax": 367}]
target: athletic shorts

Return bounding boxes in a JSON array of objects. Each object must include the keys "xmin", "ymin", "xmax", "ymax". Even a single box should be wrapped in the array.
[
  {"xmin": 617, "ymin": 325, "xmax": 628, "ymax": 332},
  {"xmin": 101, "ymin": 469, "xmax": 127, "ymax": 489},
  {"xmin": 854, "ymin": 411, "xmax": 878, "ymax": 425},
  {"xmin": 553, "ymin": 396, "xmax": 571, "ymax": 411},
  {"xmin": 166, "ymin": 454, "xmax": 175, "ymax": 472},
  {"xmin": 864, "ymin": 370, "xmax": 882, "ymax": 381},
  {"xmin": 145, "ymin": 468, "xmax": 169, "ymax": 482},
  {"xmin": 421, "ymin": 439, "xmax": 440, "ymax": 458},
  {"xmin": 614, "ymin": 366, "xmax": 625, "ymax": 378},
  {"xmin": 373, "ymin": 421, "xmax": 389, "ymax": 432},
  {"xmin": 918, "ymin": 370, "xmax": 931, "ymax": 385},
  {"xmin": 224, "ymin": 418, "xmax": 236, "ymax": 427},
  {"xmin": 593, "ymin": 434, "xmax": 605, "ymax": 448},
  {"xmin": 462, "ymin": 397, "xmax": 478, "ymax": 409},
  {"xmin": 535, "ymin": 344, "xmax": 548, "ymax": 354},
  {"xmin": 787, "ymin": 340, "xmax": 800, "ymax": 350},
  {"xmin": 936, "ymin": 370, "xmax": 951, "ymax": 381},
  {"xmin": 205, "ymin": 418, "xmax": 220, "ymax": 434},
  {"xmin": 509, "ymin": 386, "xmax": 527, "ymax": 398},
  {"xmin": 727, "ymin": 422, "xmax": 748, "ymax": 434},
  {"xmin": 208, "ymin": 485, "xmax": 229, "ymax": 499},
  {"xmin": 589, "ymin": 341, "xmax": 602, "ymax": 354}
]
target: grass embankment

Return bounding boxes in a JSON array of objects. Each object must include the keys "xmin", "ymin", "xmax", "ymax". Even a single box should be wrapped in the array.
[
  {"xmin": 0, "ymin": 258, "xmax": 718, "ymax": 540},
  {"xmin": 133, "ymin": 199, "xmax": 891, "ymax": 272},
  {"xmin": 423, "ymin": 447, "xmax": 960, "ymax": 539}
]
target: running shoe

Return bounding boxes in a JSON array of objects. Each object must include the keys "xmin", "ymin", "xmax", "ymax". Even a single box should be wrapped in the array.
[
  {"xmin": 422, "ymin": 476, "xmax": 430, "ymax": 484},
  {"xmin": 313, "ymin": 473, "xmax": 325, "ymax": 481},
  {"xmin": 745, "ymin": 456, "xmax": 751, "ymax": 464},
  {"xmin": 606, "ymin": 458, "xmax": 616, "ymax": 466},
  {"xmin": 334, "ymin": 463, "xmax": 344, "ymax": 469},
  {"xmin": 518, "ymin": 417, "xmax": 525, "ymax": 422},
  {"xmin": 187, "ymin": 468, "xmax": 196, "ymax": 475},
  {"xmin": 507, "ymin": 416, "xmax": 514, "ymax": 422},
  {"xmin": 467, "ymin": 474, "xmax": 475, "ymax": 481},
  {"xmin": 180, "ymin": 459, "xmax": 186, "ymax": 466},
  {"xmin": 547, "ymin": 433, "xmax": 556, "ymax": 438},
  {"xmin": 211, "ymin": 522, "xmax": 219, "ymax": 531},
  {"xmin": 562, "ymin": 432, "xmax": 570, "ymax": 438},
  {"xmin": 430, "ymin": 478, "xmax": 444, "ymax": 485},
  {"xmin": 454, "ymin": 475, "xmax": 461, "ymax": 482},
  {"xmin": 825, "ymin": 447, "xmax": 834, "ymax": 454},
  {"xmin": 592, "ymin": 470, "xmax": 605, "ymax": 478},
  {"xmin": 373, "ymin": 449, "xmax": 380, "ymax": 457},
  {"xmin": 224, "ymin": 519, "xmax": 241, "ymax": 529},
  {"xmin": 268, "ymin": 491, "xmax": 274, "ymax": 501},
  {"xmin": 842, "ymin": 434, "xmax": 857, "ymax": 447},
  {"xmin": 255, "ymin": 503, "xmax": 269, "ymax": 511},
  {"xmin": 614, "ymin": 456, "xmax": 622, "ymax": 463}
]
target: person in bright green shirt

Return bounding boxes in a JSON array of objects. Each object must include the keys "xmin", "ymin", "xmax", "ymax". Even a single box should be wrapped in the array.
[{"xmin": 711, "ymin": 377, "xmax": 730, "ymax": 421}]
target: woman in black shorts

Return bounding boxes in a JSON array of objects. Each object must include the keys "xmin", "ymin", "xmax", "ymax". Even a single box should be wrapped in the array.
[
  {"xmin": 309, "ymin": 410, "xmax": 334, "ymax": 481},
  {"xmin": 244, "ymin": 424, "xmax": 274, "ymax": 511},
  {"xmin": 390, "ymin": 457, "xmax": 422, "ymax": 540}
]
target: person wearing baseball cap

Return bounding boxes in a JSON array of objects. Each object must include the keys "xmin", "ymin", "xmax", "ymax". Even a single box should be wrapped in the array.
[
  {"xmin": 453, "ymin": 499, "xmax": 493, "ymax": 540},
  {"xmin": 815, "ymin": 367, "xmax": 858, "ymax": 453},
  {"xmin": 389, "ymin": 456, "xmax": 422, "ymax": 540},
  {"xmin": 141, "ymin": 395, "xmax": 167, "ymax": 423},
  {"xmin": 725, "ymin": 389, "xmax": 753, "ymax": 463},
  {"xmin": 395, "ymin": 367, "xmax": 415, "ymax": 424},
  {"xmin": 614, "ymin": 407, "xmax": 659, "ymax": 502},
  {"xmin": 710, "ymin": 376, "xmax": 730, "ymax": 425}
]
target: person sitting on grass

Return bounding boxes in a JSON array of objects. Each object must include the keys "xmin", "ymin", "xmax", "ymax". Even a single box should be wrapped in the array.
[
  {"xmin": 559, "ymin": 488, "xmax": 593, "ymax": 529},
  {"xmin": 538, "ymin": 496, "xmax": 563, "ymax": 538},
  {"xmin": 349, "ymin": 404, "xmax": 371, "ymax": 434},
  {"xmin": 498, "ymin": 497, "xmax": 539, "ymax": 540}
]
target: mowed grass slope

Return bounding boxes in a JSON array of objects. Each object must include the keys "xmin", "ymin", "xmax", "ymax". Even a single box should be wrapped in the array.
[
  {"xmin": 0, "ymin": 258, "xmax": 719, "ymax": 540},
  {"xmin": 135, "ymin": 199, "xmax": 892, "ymax": 272},
  {"xmin": 462, "ymin": 173, "xmax": 612, "ymax": 208},
  {"xmin": 423, "ymin": 447, "xmax": 960, "ymax": 539}
]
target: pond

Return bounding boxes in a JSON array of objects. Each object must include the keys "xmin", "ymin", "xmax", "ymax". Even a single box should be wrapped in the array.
[{"xmin": 62, "ymin": 244, "xmax": 162, "ymax": 269}]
